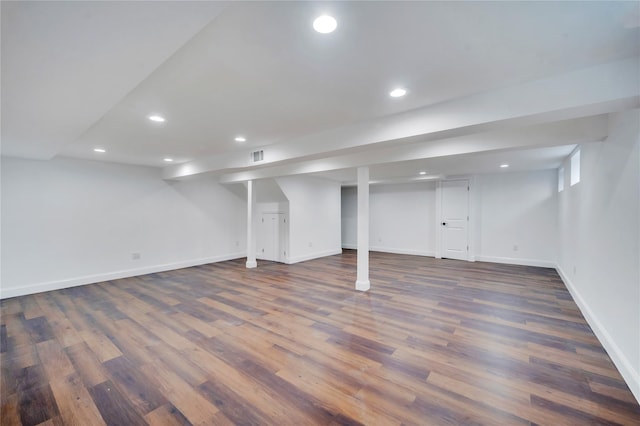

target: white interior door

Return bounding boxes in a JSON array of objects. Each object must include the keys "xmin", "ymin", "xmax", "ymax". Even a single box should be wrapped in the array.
[
  {"xmin": 259, "ymin": 213, "xmax": 285, "ymax": 262},
  {"xmin": 441, "ymin": 180, "xmax": 469, "ymax": 260}
]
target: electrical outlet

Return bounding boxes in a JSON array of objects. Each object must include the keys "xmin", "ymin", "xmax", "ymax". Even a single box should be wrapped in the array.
[
  {"xmin": 513, "ymin": 245, "xmax": 519, "ymax": 252},
  {"xmin": 131, "ymin": 252, "xmax": 141, "ymax": 260},
  {"xmin": 235, "ymin": 240, "xmax": 239, "ymax": 247}
]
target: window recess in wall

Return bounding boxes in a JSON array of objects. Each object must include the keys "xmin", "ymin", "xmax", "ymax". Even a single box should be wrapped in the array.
[
  {"xmin": 570, "ymin": 150, "xmax": 580, "ymax": 186},
  {"xmin": 558, "ymin": 167, "xmax": 564, "ymax": 192}
]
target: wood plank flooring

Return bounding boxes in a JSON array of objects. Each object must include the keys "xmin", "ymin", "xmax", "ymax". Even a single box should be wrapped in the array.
[{"xmin": 1, "ymin": 250, "xmax": 639, "ymax": 425}]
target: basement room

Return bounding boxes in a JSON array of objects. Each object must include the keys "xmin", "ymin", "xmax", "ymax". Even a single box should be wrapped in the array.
[{"xmin": 1, "ymin": 1, "xmax": 639, "ymax": 424}]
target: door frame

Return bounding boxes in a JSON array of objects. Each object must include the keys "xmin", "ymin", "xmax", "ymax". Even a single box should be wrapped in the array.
[{"xmin": 435, "ymin": 177, "xmax": 476, "ymax": 262}]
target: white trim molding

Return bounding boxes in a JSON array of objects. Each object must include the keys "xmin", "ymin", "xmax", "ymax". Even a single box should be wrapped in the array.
[
  {"xmin": 475, "ymin": 255, "xmax": 556, "ymax": 268},
  {"xmin": 556, "ymin": 265, "xmax": 640, "ymax": 404},
  {"xmin": 369, "ymin": 246, "xmax": 435, "ymax": 258},
  {"xmin": 285, "ymin": 249, "xmax": 343, "ymax": 265}
]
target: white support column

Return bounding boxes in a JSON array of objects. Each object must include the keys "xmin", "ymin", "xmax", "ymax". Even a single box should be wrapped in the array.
[
  {"xmin": 246, "ymin": 180, "xmax": 257, "ymax": 268},
  {"xmin": 355, "ymin": 166, "xmax": 370, "ymax": 291}
]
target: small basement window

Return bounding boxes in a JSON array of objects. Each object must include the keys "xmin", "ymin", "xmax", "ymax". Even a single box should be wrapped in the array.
[{"xmin": 570, "ymin": 150, "xmax": 580, "ymax": 186}]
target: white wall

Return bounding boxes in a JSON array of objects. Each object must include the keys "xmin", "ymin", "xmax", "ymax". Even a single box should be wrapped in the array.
[
  {"xmin": 371, "ymin": 182, "xmax": 436, "ymax": 256},
  {"xmin": 255, "ymin": 179, "xmax": 287, "ymax": 204},
  {"xmin": 557, "ymin": 109, "xmax": 640, "ymax": 401},
  {"xmin": 342, "ymin": 175, "xmax": 556, "ymax": 265},
  {"xmin": 1, "ymin": 157, "xmax": 247, "ymax": 298},
  {"xmin": 475, "ymin": 170, "xmax": 558, "ymax": 267},
  {"xmin": 341, "ymin": 186, "xmax": 357, "ymax": 248},
  {"xmin": 342, "ymin": 182, "xmax": 436, "ymax": 255},
  {"xmin": 276, "ymin": 175, "xmax": 341, "ymax": 263}
]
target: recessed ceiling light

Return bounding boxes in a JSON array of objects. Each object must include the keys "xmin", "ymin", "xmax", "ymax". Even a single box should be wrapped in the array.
[
  {"xmin": 93, "ymin": 148, "xmax": 106, "ymax": 153},
  {"xmin": 148, "ymin": 115, "xmax": 165, "ymax": 123},
  {"xmin": 419, "ymin": 171, "xmax": 427, "ymax": 175},
  {"xmin": 500, "ymin": 164, "xmax": 509, "ymax": 168},
  {"xmin": 390, "ymin": 88, "xmax": 407, "ymax": 98},
  {"xmin": 313, "ymin": 15, "xmax": 337, "ymax": 34},
  {"xmin": 163, "ymin": 158, "xmax": 173, "ymax": 162},
  {"xmin": 235, "ymin": 136, "xmax": 246, "ymax": 142}
]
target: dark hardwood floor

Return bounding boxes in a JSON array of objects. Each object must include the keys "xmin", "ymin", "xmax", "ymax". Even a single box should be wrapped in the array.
[{"xmin": 1, "ymin": 250, "xmax": 639, "ymax": 425}]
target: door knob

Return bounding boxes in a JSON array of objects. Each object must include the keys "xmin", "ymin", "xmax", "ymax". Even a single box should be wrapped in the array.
[{"xmin": 442, "ymin": 222, "xmax": 447, "ymax": 226}]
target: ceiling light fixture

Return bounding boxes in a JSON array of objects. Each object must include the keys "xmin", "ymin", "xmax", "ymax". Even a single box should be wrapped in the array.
[
  {"xmin": 93, "ymin": 148, "xmax": 106, "ymax": 153},
  {"xmin": 148, "ymin": 115, "xmax": 166, "ymax": 123},
  {"xmin": 419, "ymin": 171, "xmax": 427, "ymax": 175},
  {"xmin": 163, "ymin": 158, "xmax": 173, "ymax": 162},
  {"xmin": 390, "ymin": 88, "xmax": 407, "ymax": 98},
  {"xmin": 234, "ymin": 136, "xmax": 246, "ymax": 142},
  {"xmin": 500, "ymin": 164, "xmax": 509, "ymax": 168},
  {"xmin": 313, "ymin": 15, "xmax": 337, "ymax": 34}
]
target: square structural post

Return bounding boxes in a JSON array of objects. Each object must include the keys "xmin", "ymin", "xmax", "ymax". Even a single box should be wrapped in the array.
[
  {"xmin": 355, "ymin": 166, "xmax": 370, "ymax": 291},
  {"xmin": 246, "ymin": 180, "xmax": 257, "ymax": 268}
]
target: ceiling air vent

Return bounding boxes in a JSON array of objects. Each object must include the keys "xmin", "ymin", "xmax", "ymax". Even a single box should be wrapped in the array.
[{"xmin": 250, "ymin": 150, "xmax": 264, "ymax": 163}]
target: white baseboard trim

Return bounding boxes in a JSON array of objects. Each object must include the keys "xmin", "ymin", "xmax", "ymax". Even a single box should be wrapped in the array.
[
  {"xmin": 556, "ymin": 264, "xmax": 640, "ymax": 404},
  {"xmin": 341, "ymin": 244, "xmax": 435, "ymax": 258},
  {"xmin": 0, "ymin": 252, "xmax": 246, "ymax": 299},
  {"xmin": 286, "ymin": 249, "xmax": 343, "ymax": 264},
  {"xmin": 370, "ymin": 246, "xmax": 435, "ymax": 257},
  {"xmin": 475, "ymin": 255, "xmax": 556, "ymax": 268}
]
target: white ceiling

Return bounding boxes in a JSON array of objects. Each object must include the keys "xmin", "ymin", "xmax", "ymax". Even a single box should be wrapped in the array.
[
  {"xmin": 1, "ymin": 0, "xmax": 227, "ymax": 160},
  {"xmin": 2, "ymin": 1, "xmax": 639, "ymax": 183}
]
